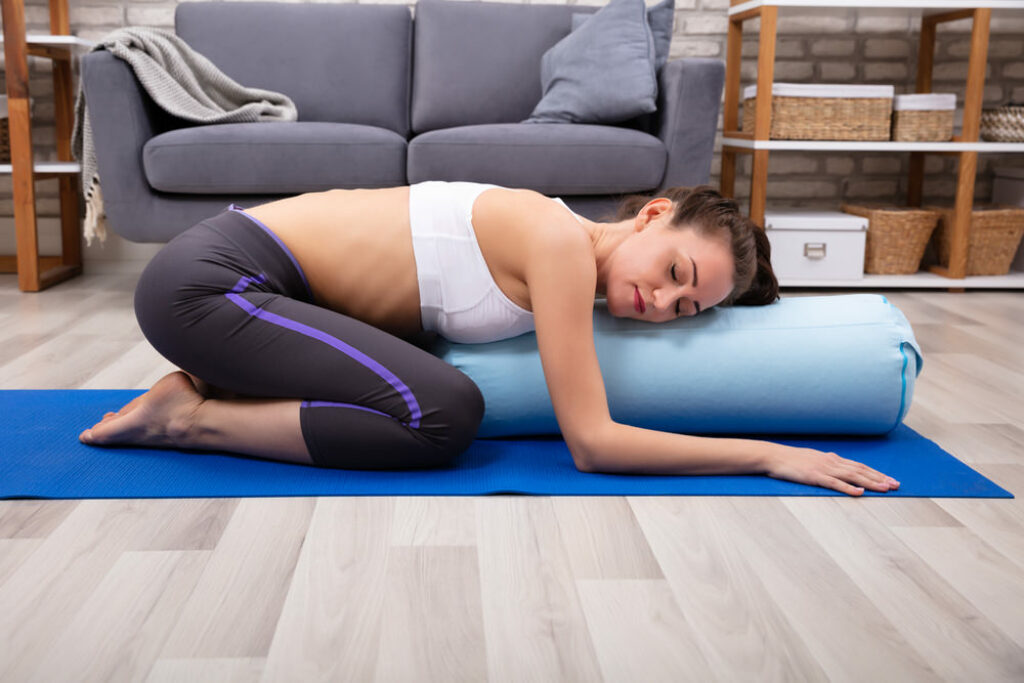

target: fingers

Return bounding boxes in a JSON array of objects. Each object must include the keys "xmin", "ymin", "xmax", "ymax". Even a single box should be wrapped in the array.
[
  {"xmin": 822, "ymin": 476, "xmax": 865, "ymax": 497},
  {"xmin": 827, "ymin": 455, "xmax": 899, "ymax": 493}
]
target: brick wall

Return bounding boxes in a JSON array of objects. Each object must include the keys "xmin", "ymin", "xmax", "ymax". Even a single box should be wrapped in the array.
[{"xmin": 2, "ymin": 0, "xmax": 1022, "ymax": 238}]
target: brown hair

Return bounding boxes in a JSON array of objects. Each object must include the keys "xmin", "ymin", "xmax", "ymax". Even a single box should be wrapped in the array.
[{"xmin": 614, "ymin": 186, "xmax": 779, "ymax": 307}]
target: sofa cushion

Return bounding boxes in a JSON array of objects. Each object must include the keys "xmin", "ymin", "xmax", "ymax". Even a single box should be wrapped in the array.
[
  {"xmin": 143, "ymin": 122, "xmax": 407, "ymax": 194},
  {"xmin": 412, "ymin": 0, "xmax": 593, "ymax": 134},
  {"xmin": 176, "ymin": 2, "xmax": 412, "ymax": 135},
  {"xmin": 573, "ymin": 0, "xmax": 674, "ymax": 73},
  {"xmin": 407, "ymin": 123, "xmax": 666, "ymax": 195},
  {"xmin": 526, "ymin": 0, "xmax": 657, "ymax": 125}
]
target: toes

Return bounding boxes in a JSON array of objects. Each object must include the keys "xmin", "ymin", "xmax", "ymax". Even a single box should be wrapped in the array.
[
  {"xmin": 81, "ymin": 422, "xmax": 111, "ymax": 445},
  {"xmin": 80, "ymin": 423, "xmax": 118, "ymax": 445},
  {"xmin": 118, "ymin": 395, "xmax": 146, "ymax": 415}
]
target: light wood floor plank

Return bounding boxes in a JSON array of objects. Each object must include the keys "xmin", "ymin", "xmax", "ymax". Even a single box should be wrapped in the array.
[
  {"xmin": 261, "ymin": 498, "xmax": 393, "ymax": 682},
  {"xmin": 884, "ymin": 292, "xmax": 979, "ymax": 326},
  {"xmin": 0, "ymin": 333, "xmax": 142, "ymax": 389},
  {"xmin": 856, "ymin": 497, "xmax": 962, "ymax": 528},
  {"xmin": 390, "ymin": 496, "xmax": 476, "ymax": 546},
  {"xmin": 913, "ymin": 322, "xmax": 1023, "ymax": 375},
  {"xmin": 919, "ymin": 291, "xmax": 1023, "ymax": 329},
  {"xmin": 476, "ymin": 497, "xmax": 603, "ymax": 682},
  {"xmin": 159, "ymin": 498, "xmax": 314, "ymax": 659},
  {"xmin": 146, "ymin": 658, "xmax": 265, "ymax": 683},
  {"xmin": 0, "ymin": 287, "xmax": 113, "ymax": 340},
  {"xmin": 128, "ymin": 498, "xmax": 240, "ymax": 552},
  {"xmin": 0, "ymin": 500, "xmax": 177, "ymax": 680},
  {"xmin": 79, "ymin": 339, "xmax": 178, "ymax": 390},
  {"xmin": 552, "ymin": 496, "xmax": 663, "ymax": 579},
  {"xmin": 0, "ymin": 538, "xmax": 43, "ymax": 586},
  {"xmin": 974, "ymin": 465, "xmax": 1024, "ymax": 510},
  {"xmin": 630, "ymin": 497, "xmax": 827, "ymax": 681},
  {"xmin": 904, "ymin": 403, "xmax": 1024, "ymax": 466},
  {"xmin": 938, "ymin": 497, "xmax": 1024, "ymax": 570},
  {"xmin": 374, "ymin": 546, "xmax": 487, "ymax": 682},
  {"xmin": 941, "ymin": 465, "xmax": 1024, "ymax": 568},
  {"xmin": 22, "ymin": 550, "xmax": 210, "ymax": 683},
  {"xmin": 891, "ymin": 525, "xmax": 1024, "ymax": 649},
  {"xmin": 785, "ymin": 498, "xmax": 1024, "ymax": 680},
  {"xmin": 0, "ymin": 499, "xmax": 78, "ymax": 538},
  {"xmin": 576, "ymin": 579, "xmax": 715, "ymax": 682},
  {"xmin": 713, "ymin": 497, "xmax": 938, "ymax": 680},
  {"xmin": 912, "ymin": 356, "xmax": 1014, "ymax": 425}
]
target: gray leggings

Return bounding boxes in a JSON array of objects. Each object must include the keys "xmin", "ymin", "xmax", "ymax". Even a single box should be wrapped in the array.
[{"xmin": 134, "ymin": 208, "xmax": 484, "ymax": 469}]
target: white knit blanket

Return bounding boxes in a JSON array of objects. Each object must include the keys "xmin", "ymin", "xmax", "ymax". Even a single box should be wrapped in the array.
[{"xmin": 72, "ymin": 27, "xmax": 298, "ymax": 244}]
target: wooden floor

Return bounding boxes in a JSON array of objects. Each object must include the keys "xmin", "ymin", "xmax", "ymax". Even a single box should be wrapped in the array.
[{"xmin": 0, "ymin": 270, "xmax": 1022, "ymax": 682}]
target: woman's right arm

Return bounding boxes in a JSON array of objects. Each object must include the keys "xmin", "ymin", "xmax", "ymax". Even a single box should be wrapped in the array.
[{"xmin": 523, "ymin": 202, "xmax": 898, "ymax": 497}]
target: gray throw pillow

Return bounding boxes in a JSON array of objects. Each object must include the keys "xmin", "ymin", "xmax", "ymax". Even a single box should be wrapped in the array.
[
  {"xmin": 572, "ymin": 0, "xmax": 675, "ymax": 73},
  {"xmin": 524, "ymin": 0, "xmax": 657, "ymax": 125}
]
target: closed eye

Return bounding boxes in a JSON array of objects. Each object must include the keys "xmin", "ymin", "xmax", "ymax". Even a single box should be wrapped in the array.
[
  {"xmin": 671, "ymin": 263, "xmax": 677, "ymax": 282},
  {"xmin": 670, "ymin": 264, "xmax": 681, "ymax": 315}
]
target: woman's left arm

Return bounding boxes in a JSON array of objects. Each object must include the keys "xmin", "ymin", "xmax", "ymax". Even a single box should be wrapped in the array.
[{"xmin": 521, "ymin": 197, "xmax": 897, "ymax": 496}]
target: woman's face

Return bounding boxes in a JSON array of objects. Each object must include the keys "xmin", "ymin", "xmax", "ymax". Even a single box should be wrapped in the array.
[{"xmin": 606, "ymin": 201, "xmax": 735, "ymax": 322}]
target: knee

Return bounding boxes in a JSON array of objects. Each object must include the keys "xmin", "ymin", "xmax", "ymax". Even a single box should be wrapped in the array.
[{"xmin": 419, "ymin": 370, "xmax": 484, "ymax": 467}]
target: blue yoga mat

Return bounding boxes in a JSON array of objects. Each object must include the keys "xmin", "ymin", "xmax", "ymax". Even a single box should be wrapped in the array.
[{"xmin": 0, "ymin": 391, "xmax": 1012, "ymax": 499}]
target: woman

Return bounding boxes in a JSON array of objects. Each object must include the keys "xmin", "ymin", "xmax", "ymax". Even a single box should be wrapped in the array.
[{"xmin": 80, "ymin": 182, "xmax": 899, "ymax": 496}]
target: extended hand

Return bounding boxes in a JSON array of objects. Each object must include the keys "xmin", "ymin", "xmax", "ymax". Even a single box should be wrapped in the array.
[{"xmin": 764, "ymin": 445, "xmax": 900, "ymax": 497}]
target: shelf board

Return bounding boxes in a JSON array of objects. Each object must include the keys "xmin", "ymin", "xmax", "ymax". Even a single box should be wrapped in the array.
[
  {"xmin": 0, "ymin": 34, "xmax": 94, "ymax": 49},
  {"xmin": 0, "ymin": 162, "xmax": 81, "ymax": 175},
  {"xmin": 780, "ymin": 271, "xmax": 1024, "ymax": 288},
  {"xmin": 730, "ymin": 1, "xmax": 1024, "ymax": 14},
  {"xmin": 722, "ymin": 137, "xmax": 1024, "ymax": 152}
]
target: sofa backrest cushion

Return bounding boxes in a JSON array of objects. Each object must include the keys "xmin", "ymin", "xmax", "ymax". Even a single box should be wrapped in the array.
[
  {"xmin": 411, "ymin": 0, "xmax": 595, "ymax": 134},
  {"xmin": 176, "ymin": 2, "xmax": 412, "ymax": 135}
]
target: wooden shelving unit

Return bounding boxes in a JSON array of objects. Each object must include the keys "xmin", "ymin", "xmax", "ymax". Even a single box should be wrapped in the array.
[
  {"xmin": 720, "ymin": 0, "xmax": 1024, "ymax": 288},
  {"xmin": 0, "ymin": 0, "xmax": 92, "ymax": 291}
]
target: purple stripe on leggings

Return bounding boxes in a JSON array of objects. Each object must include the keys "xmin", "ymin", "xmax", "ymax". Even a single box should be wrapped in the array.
[
  {"xmin": 225, "ymin": 277, "xmax": 422, "ymax": 429},
  {"xmin": 230, "ymin": 273, "xmax": 267, "ymax": 294},
  {"xmin": 228, "ymin": 205, "xmax": 313, "ymax": 299},
  {"xmin": 302, "ymin": 400, "xmax": 399, "ymax": 422}
]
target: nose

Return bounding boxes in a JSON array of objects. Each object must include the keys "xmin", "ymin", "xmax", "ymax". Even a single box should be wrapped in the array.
[{"xmin": 652, "ymin": 284, "xmax": 688, "ymax": 312}]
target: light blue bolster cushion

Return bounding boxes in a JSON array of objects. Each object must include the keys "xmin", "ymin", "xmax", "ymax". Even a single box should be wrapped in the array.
[{"xmin": 430, "ymin": 294, "xmax": 923, "ymax": 437}]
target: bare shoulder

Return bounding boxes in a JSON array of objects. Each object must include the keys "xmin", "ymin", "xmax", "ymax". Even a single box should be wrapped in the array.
[
  {"xmin": 478, "ymin": 187, "xmax": 594, "ymax": 261},
  {"xmin": 472, "ymin": 187, "xmax": 595, "ymax": 312}
]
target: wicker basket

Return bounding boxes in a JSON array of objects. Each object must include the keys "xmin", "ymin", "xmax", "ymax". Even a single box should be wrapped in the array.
[
  {"xmin": 980, "ymin": 104, "xmax": 1024, "ymax": 142},
  {"xmin": 891, "ymin": 93, "xmax": 956, "ymax": 142},
  {"xmin": 742, "ymin": 83, "xmax": 894, "ymax": 141},
  {"xmin": 841, "ymin": 204, "xmax": 940, "ymax": 274},
  {"xmin": 928, "ymin": 205, "xmax": 1024, "ymax": 275}
]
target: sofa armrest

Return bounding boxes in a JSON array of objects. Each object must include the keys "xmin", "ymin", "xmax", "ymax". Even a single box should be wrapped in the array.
[
  {"xmin": 655, "ymin": 58, "xmax": 725, "ymax": 190},
  {"xmin": 81, "ymin": 51, "xmax": 184, "ymax": 240}
]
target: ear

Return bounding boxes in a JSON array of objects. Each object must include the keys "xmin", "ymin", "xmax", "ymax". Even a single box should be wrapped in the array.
[{"xmin": 633, "ymin": 197, "xmax": 674, "ymax": 232}]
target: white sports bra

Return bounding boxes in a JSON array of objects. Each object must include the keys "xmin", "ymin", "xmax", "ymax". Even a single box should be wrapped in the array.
[{"xmin": 408, "ymin": 181, "xmax": 581, "ymax": 344}]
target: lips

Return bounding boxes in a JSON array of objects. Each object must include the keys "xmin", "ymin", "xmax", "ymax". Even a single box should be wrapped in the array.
[{"xmin": 634, "ymin": 286, "xmax": 646, "ymax": 314}]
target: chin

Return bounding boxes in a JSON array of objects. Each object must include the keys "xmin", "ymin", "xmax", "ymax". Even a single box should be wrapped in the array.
[
  {"xmin": 608, "ymin": 291, "xmax": 626, "ymax": 318},
  {"xmin": 606, "ymin": 282, "xmax": 631, "ymax": 319}
]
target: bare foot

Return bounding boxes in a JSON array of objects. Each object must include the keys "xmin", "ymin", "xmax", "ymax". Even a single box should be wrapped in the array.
[
  {"xmin": 79, "ymin": 371, "xmax": 205, "ymax": 449},
  {"xmin": 184, "ymin": 372, "xmax": 239, "ymax": 400}
]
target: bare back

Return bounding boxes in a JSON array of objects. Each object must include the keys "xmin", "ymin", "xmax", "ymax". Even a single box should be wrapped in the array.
[{"xmin": 245, "ymin": 186, "xmax": 577, "ymax": 339}]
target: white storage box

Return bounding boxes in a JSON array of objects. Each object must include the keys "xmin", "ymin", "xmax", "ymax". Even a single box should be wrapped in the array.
[
  {"xmin": 992, "ymin": 166, "xmax": 1024, "ymax": 271},
  {"xmin": 764, "ymin": 210, "xmax": 868, "ymax": 281}
]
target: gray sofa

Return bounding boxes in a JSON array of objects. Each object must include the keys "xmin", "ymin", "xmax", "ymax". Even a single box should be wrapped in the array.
[{"xmin": 81, "ymin": 0, "xmax": 724, "ymax": 243}]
